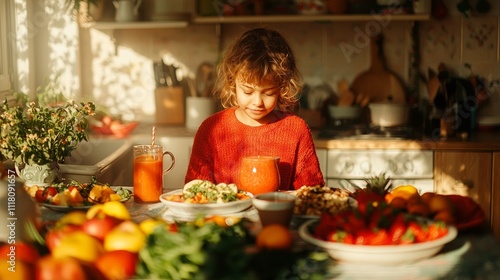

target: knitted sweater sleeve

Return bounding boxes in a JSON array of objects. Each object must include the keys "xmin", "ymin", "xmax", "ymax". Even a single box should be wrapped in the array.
[
  {"xmin": 184, "ymin": 120, "xmax": 216, "ymax": 183},
  {"xmin": 292, "ymin": 123, "xmax": 325, "ymax": 189}
]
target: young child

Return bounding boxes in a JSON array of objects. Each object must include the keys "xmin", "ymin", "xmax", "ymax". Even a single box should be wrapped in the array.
[{"xmin": 185, "ymin": 27, "xmax": 325, "ymax": 190}]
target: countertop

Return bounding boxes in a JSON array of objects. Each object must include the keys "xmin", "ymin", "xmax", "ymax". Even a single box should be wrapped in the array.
[
  {"xmin": 313, "ymin": 132, "xmax": 500, "ymax": 150},
  {"xmin": 127, "ymin": 123, "xmax": 500, "ymax": 151}
]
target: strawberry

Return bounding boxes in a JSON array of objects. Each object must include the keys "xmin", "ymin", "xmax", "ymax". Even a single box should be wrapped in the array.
[
  {"xmin": 407, "ymin": 221, "xmax": 428, "ymax": 243},
  {"xmin": 342, "ymin": 211, "xmax": 366, "ymax": 234},
  {"xmin": 389, "ymin": 214, "xmax": 407, "ymax": 244},
  {"xmin": 370, "ymin": 229, "xmax": 390, "ymax": 245},
  {"xmin": 399, "ymin": 228, "xmax": 416, "ymax": 244},
  {"xmin": 427, "ymin": 221, "xmax": 449, "ymax": 240},
  {"xmin": 328, "ymin": 230, "xmax": 354, "ymax": 244}
]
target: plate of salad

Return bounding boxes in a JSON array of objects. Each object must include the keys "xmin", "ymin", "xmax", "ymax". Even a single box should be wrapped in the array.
[
  {"xmin": 159, "ymin": 180, "xmax": 253, "ymax": 216},
  {"xmin": 25, "ymin": 178, "xmax": 133, "ymax": 212}
]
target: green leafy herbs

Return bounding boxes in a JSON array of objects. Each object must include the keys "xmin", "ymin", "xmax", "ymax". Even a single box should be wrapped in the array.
[
  {"xmin": 136, "ymin": 219, "xmax": 331, "ymax": 280},
  {"xmin": 0, "ymin": 100, "xmax": 95, "ymax": 165}
]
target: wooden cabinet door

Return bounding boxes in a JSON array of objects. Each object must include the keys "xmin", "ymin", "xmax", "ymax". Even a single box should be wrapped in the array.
[
  {"xmin": 434, "ymin": 151, "xmax": 492, "ymax": 224},
  {"xmin": 492, "ymin": 152, "xmax": 500, "ymax": 241}
]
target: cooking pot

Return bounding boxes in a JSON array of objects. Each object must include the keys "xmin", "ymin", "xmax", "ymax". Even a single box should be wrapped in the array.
[
  {"xmin": 368, "ymin": 103, "xmax": 409, "ymax": 127},
  {"xmin": 328, "ymin": 106, "xmax": 361, "ymax": 120}
]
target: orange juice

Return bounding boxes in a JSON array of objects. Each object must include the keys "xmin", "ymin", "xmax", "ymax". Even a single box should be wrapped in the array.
[
  {"xmin": 238, "ymin": 156, "xmax": 280, "ymax": 195},
  {"xmin": 133, "ymin": 155, "xmax": 163, "ymax": 203}
]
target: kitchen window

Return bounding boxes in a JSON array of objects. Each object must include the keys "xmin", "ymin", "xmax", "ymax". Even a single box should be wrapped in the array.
[{"xmin": 0, "ymin": 0, "xmax": 12, "ymax": 96}]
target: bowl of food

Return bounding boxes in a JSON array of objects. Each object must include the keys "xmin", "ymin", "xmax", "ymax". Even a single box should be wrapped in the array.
[
  {"xmin": 159, "ymin": 180, "xmax": 253, "ymax": 216},
  {"xmin": 299, "ymin": 219, "xmax": 457, "ymax": 265}
]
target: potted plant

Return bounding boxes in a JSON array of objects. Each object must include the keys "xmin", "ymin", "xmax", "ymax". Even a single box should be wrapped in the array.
[{"xmin": 0, "ymin": 98, "xmax": 96, "ymax": 186}]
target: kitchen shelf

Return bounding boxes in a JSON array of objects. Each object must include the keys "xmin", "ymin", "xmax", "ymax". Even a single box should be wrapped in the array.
[
  {"xmin": 93, "ymin": 21, "xmax": 189, "ymax": 30},
  {"xmin": 192, "ymin": 13, "xmax": 430, "ymax": 24}
]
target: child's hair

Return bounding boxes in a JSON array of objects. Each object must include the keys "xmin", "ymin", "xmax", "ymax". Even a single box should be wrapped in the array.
[{"xmin": 213, "ymin": 28, "xmax": 303, "ymax": 113}]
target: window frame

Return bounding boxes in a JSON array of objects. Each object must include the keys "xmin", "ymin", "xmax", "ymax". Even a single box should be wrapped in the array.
[{"xmin": 0, "ymin": 0, "xmax": 12, "ymax": 95}]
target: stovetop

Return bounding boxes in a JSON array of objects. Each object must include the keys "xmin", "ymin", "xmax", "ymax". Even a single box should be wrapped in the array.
[{"xmin": 317, "ymin": 123, "xmax": 421, "ymax": 140}]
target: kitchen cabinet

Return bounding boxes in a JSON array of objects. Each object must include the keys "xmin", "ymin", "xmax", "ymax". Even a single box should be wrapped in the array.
[
  {"xmin": 492, "ymin": 152, "xmax": 500, "ymax": 240},
  {"xmin": 316, "ymin": 148, "xmax": 327, "ymax": 181},
  {"xmin": 434, "ymin": 151, "xmax": 493, "ymax": 233},
  {"xmin": 159, "ymin": 136, "xmax": 194, "ymax": 189}
]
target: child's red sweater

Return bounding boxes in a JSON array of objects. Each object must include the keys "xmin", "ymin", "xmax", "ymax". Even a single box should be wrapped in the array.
[{"xmin": 185, "ymin": 107, "xmax": 325, "ymax": 190}]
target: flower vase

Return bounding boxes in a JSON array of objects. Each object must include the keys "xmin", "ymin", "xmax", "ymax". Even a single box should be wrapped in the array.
[{"xmin": 15, "ymin": 162, "xmax": 59, "ymax": 187}]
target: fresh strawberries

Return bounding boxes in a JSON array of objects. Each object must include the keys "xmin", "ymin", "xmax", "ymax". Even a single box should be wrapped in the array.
[{"xmin": 314, "ymin": 201, "xmax": 449, "ymax": 245}]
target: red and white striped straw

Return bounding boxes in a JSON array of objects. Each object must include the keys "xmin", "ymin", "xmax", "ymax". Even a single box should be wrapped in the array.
[{"xmin": 152, "ymin": 126, "xmax": 156, "ymax": 147}]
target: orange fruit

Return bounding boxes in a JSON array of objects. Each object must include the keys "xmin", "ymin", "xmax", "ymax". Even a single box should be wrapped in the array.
[
  {"xmin": 427, "ymin": 195, "xmax": 455, "ymax": 214},
  {"xmin": 420, "ymin": 192, "xmax": 435, "ymax": 204},
  {"xmin": 389, "ymin": 197, "xmax": 408, "ymax": 210},
  {"xmin": 384, "ymin": 193, "xmax": 394, "ymax": 204},
  {"xmin": 407, "ymin": 202, "xmax": 430, "ymax": 217},
  {"xmin": 434, "ymin": 210, "xmax": 456, "ymax": 225},
  {"xmin": 391, "ymin": 185, "xmax": 419, "ymax": 201},
  {"xmin": 256, "ymin": 224, "xmax": 293, "ymax": 251}
]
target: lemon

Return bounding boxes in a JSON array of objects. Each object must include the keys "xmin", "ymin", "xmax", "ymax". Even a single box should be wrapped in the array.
[
  {"xmin": 139, "ymin": 218, "xmax": 165, "ymax": 235},
  {"xmin": 86, "ymin": 201, "xmax": 131, "ymax": 220},
  {"xmin": 57, "ymin": 211, "xmax": 87, "ymax": 226},
  {"xmin": 52, "ymin": 231, "xmax": 103, "ymax": 262}
]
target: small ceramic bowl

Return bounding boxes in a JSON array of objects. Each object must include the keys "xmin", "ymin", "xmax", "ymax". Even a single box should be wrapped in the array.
[{"xmin": 252, "ymin": 192, "xmax": 296, "ymax": 227}]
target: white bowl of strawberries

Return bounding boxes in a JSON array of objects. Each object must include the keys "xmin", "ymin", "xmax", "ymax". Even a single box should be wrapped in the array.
[{"xmin": 299, "ymin": 212, "xmax": 457, "ymax": 266}]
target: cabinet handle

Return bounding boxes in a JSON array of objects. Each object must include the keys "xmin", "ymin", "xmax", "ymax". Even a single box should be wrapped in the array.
[
  {"xmin": 360, "ymin": 161, "xmax": 371, "ymax": 174},
  {"xmin": 343, "ymin": 161, "xmax": 354, "ymax": 173}
]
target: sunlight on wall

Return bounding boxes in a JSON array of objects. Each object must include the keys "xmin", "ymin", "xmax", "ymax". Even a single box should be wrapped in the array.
[
  {"xmin": 90, "ymin": 29, "xmax": 156, "ymax": 122},
  {"xmin": 45, "ymin": 0, "xmax": 79, "ymax": 100},
  {"xmin": 13, "ymin": 0, "xmax": 29, "ymax": 94},
  {"xmin": 12, "ymin": 0, "xmax": 79, "ymax": 99}
]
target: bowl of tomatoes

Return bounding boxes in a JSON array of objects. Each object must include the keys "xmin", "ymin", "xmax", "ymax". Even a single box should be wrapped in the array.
[{"xmin": 298, "ymin": 212, "xmax": 457, "ymax": 265}]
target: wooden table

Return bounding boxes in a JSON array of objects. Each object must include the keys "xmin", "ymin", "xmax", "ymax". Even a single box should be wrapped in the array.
[{"xmin": 41, "ymin": 197, "xmax": 500, "ymax": 279}]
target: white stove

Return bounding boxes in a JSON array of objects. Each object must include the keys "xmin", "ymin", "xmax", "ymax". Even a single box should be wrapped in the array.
[{"xmin": 325, "ymin": 149, "xmax": 434, "ymax": 194}]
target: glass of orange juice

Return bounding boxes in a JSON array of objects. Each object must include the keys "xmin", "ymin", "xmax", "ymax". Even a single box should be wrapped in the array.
[
  {"xmin": 238, "ymin": 156, "xmax": 280, "ymax": 195},
  {"xmin": 133, "ymin": 145, "xmax": 175, "ymax": 203}
]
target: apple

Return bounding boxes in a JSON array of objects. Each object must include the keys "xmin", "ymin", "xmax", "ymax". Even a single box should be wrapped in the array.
[
  {"xmin": 103, "ymin": 221, "xmax": 146, "ymax": 253},
  {"xmin": 82, "ymin": 215, "xmax": 121, "ymax": 241},
  {"xmin": 45, "ymin": 224, "xmax": 82, "ymax": 252},
  {"xmin": 0, "ymin": 241, "xmax": 40, "ymax": 265},
  {"xmin": 94, "ymin": 250, "xmax": 138, "ymax": 280},
  {"xmin": 36, "ymin": 255, "xmax": 88, "ymax": 280}
]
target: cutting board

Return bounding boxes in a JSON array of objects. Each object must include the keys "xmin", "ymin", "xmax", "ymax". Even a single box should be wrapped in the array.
[{"xmin": 351, "ymin": 35, "xmax": 406, "ymax": 104}]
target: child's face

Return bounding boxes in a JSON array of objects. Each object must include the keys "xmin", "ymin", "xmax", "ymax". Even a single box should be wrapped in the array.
[{"xmin": 235, "ymin": 77, "xmax": 279, "ymax": 125}]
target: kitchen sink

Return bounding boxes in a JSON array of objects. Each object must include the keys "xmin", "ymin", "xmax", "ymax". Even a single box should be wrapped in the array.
[{"xmin": 59, "ymin": 137, "xmax": 134, "ymax": 185}]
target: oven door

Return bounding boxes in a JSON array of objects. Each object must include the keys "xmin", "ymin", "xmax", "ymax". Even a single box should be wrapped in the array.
[{"xmin": 326, "ymin": 150, "xmax": 434, "ymax": 194}]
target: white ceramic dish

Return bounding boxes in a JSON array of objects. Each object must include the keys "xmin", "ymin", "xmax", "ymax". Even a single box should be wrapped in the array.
[
  {"xmin": 41, "ymin": 186, "xmax": 133, "ymax": 212},
  {"xmin": 299, "ymin": 220, "xmax": 457, "ymax": 266},
  {"xmin": 159, "ymin": 189, "xmax": 253, "ymax": 216}
]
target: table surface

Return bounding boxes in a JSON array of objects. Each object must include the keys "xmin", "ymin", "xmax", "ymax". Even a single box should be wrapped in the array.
[{"xmin": 41, "ymin": 197, "xmax": 500, "ymax": 280}]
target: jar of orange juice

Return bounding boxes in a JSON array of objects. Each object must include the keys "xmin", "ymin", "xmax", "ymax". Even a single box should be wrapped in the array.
[
  {"xmin": 133, "ymin": 145, "xmax": 175, "ymax": 203},
  {"xmin": 238, "ymin": 156, "xmax": 280, "ymax": 195}
]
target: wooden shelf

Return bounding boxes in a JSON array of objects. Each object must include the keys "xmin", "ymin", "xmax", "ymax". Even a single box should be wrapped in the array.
[
  {"xmin": 192, "ymin": 14, "xmax": 430, "ymax": 24},
  {"xmin": 93, "ymin": 21, "xmax": 189, "ymax": 30}
]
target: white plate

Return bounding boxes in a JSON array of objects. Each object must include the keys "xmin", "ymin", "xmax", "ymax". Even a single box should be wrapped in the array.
[
  {"xmin": 299, "ymin": 220, "xmax": 457, "ymax": 266},
  {"xmin": 41, "ymin": 186, "xmax": 133, "ymax": 212},
  {"xmin": 159, "ymin": 189, "xmax": 253, "ymax": 216}
]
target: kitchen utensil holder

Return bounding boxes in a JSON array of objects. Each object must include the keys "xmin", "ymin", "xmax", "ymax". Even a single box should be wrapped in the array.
[{"xmin": 155, "ymin": 86, "xmax": 184, "ymax": 125}]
